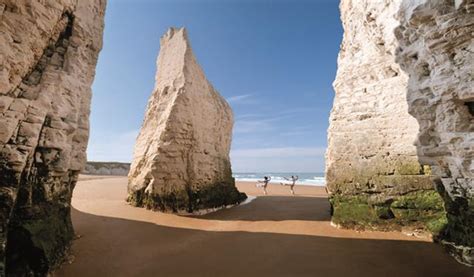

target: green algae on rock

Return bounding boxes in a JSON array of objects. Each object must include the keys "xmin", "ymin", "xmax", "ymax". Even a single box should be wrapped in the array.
[
  {"xmin": 395, "ymin": 0, "xmax": 474, "ymax": 266},
  {"xmin": 330, "ymin": 190, "xmax": 447, "ymax": 236},
  {"xmin": 0, "ymin": 1, "xmax": 105, "ymax": 275},
  {"xmin": 128, "ymin": 181, "xmax": 247, "ymax": 213},
  {"xmin": 325, "ymin": 0, "xmax": 471, "ymax": 263}
]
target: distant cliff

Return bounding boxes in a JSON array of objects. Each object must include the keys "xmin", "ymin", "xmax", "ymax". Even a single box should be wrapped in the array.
[{"xmin": 83, "ymin": 162, "xmax": 131, "ymax": 176}]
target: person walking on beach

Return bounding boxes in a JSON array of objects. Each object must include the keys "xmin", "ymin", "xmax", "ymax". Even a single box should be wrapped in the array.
[
  {"xmin": 281, "ymin": 175, "xmax": 298, "ymax": 195},
  {"xmin": 256, "ymin": 176, "xmax": 271, "ymax": 195}
]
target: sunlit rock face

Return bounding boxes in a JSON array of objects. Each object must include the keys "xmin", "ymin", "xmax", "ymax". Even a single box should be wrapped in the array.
[
  {"xmin": 326, "ymin": 0, "xmax": 445, "ymax": 234},
  {"xmin": 395, "ymin": 0, "xmax": 474, "ymax": 266},
  {"xmin": 0, "ymin": 0, "xmax": 105, "ymax": 275},
  {"xmin": 128, "ymin": 28, "xmax": 246, "ymax": 213}
]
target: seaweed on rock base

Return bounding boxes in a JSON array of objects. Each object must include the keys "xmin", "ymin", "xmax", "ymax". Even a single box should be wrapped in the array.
[
  {"xmin": 127, "ymin": 182, "xmax": 247, "ymax": 213},
  {"xmin": 329, "ymin": 190, "xmax": 447, "ymax": 236},
  {"xmin": 435, "ymin": 182, "xmax": 474, "ymax": 265}
]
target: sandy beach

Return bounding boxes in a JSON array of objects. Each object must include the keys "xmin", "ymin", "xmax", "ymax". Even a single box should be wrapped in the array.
[{"xmin": 53, "ymin": 176, "xmax": 473, "ymax": 276}]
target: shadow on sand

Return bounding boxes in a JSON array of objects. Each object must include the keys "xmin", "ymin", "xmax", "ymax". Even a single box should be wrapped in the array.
[
  {"xmin": 188, "ymin": 196, "xmax": 332, "ymax": 221},
  {"xmin": 54, "ymin": 208, "xmax": 473, "ymax": 277}
]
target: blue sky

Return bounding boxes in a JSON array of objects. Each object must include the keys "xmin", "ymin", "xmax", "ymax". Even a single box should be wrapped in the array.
[{"xmin": 87, "ymin": 0, "xmax": 342, "ymax": 173}]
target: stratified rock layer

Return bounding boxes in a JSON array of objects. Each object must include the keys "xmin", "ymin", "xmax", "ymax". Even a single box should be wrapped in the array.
[
  {"xmin": 326, "ymin": 0, "xmax": 445, "ymax": 234},
  {"xmin": 84, "ymin": 161, "xmax": 130, "ymax": 176},
  {"xmin": 128, "ymin": 28, "xmax": 246, "ymax": 213},
  {"xmin": 0, "ymin": 0, "xmax": 105, "ymax": 275},
  {"xmin": 395, "ymin": 0, "xmax": 474, "ymax": 266}
]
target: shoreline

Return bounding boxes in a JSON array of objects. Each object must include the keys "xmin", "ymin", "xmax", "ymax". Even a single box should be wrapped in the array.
[
  {"xmin": 78, "ymin": 174, "xmax": 326, "ymax": 187},
  {"xmin": 239, "ymin": 180, "xmax": 326, "ymax": 187},
  {"xmin": 55, "ymin": 176, "xmax": 472, "ymax": 276}
]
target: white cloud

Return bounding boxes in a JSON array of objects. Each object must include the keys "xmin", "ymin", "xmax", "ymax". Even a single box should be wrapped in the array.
[
  {"xmin": 233, "ymin": 118, "xmax": 276, "ymax": 133},
  {"xmin": 233, "ymin": 113, "xmax": 299, "ymax": 134},
  {"xmin": 279, "ymin": 125, "xmax": 316, "ymax": 137},
  {"xmin": 233, "ymin": 108, "xmax": 314, "ymax": 134},
  {"xmin": 86, "ymin": 131, "xmax": 327, "ymax": 172},
  {"xmin": 231, "ymin": 147, "xmax": 326, "ymax": 158},
  {"xmin": 226, "ymin": 94, "xmax": 254, "ymax": 104},
  {"xmin": 235, "ymin": 113, "xmax": 264, "ymax": 120},
  {"xmin": 231, "ymin": 146, "xmax": 326, "ymax": 172}
]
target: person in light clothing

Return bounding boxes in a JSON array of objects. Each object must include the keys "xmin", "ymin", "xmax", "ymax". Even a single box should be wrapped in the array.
[
  {"xmin": 256, "ymin": 176, "xmax": 271, "ymax": 195},
  {"xmin": 281, "ymin": 175, "xmax": 298, "ymax": 195}
]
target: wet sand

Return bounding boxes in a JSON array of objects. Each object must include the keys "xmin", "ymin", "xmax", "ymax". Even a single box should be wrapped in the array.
[{"xmin": 54, "ymin": 176, "xmax": 473, "ymax": 276}]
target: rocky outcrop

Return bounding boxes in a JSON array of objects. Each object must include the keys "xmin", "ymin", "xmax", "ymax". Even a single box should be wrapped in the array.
[
  {"xmin": 84, "ymin": 161, "xmax": 130, "ymax": 176},
  {"xmin": 395, "ymin": 0, "xmax": 473, "ymax": 266},
  {"xmin": 0, "ymin": 0, "xmax": 105, "ymax": 275},
  {"xmin": 128, "ymin": 28, "xmax": 246, "ymax": 213},
  {"xmin": 326, "ymin": 0, "xmax": 445, "ymax": 234}
]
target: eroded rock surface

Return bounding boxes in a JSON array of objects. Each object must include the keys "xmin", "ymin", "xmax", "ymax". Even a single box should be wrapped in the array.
[
  {"xmin": 128, "ymin": 28, "xmax": 246, "ymax": 213},
  {"xmin": 84, "ymin": 161, "xmax": 130, "ymax": 176},
  {"xmin": 326, "ymin": 0, "xmax": 445, "ymax": 234},
  {"xmin": 395, "ymin": 0, "xmax": 474, "ymax": 266},
  {"xmin": 0, "ymin": 0, "xmax": 105, "ymax": 275}
]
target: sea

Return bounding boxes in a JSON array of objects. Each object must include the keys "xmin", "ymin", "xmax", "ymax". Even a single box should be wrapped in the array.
[{"xmin": 233, "ymin": 172, "xmax": 325, "ymax": 187}]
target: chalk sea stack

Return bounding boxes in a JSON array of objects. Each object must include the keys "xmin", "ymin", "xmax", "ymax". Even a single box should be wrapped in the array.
[
  {"xmin": 128, "ymin": 27, "xmax": 246, "ymax": 213},
  {"xmin": 395, "ymin": 0, "xmax": 474, "ymax": 265},
  {"xmin": 0, "ymin": 0, "xmax": 105, "ymax": 275},
  {"xmin": 326, "ymin": 0, "xmax": 445, "ymax": 234}
]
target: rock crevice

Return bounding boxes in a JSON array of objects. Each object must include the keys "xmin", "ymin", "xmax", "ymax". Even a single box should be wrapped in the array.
[
  {"xmin": 328, "ymin": 0, "xmax": 473, "ymax": 266},
  {"xmin": 0, "ymin": 0, "xmax": 105, "ymax": 275},
  {"xmin": 326, "ymin": 0, "xmax": 444, "ymax": 235},
  {"xmin": 395, "ymin": 0, "xmax": 473, "ymax": 266}
]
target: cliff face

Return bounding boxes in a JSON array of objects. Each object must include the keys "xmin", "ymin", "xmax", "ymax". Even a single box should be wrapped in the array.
[
  {"xmin": 0, "ymin": 0, "xmax": 105, "ymax": 275},
  {"xmin": 395, "ymin": 0, "xmax": 474, "ymax": 265},
  {"xmin": 83, "ymin": 162, "xmax": 130, "ymax": 176},
  {"xmin": 128, "ymin": 28, "xmax": 246, "ymax": 213},
  {"xmin": 326, "ymin": 0, "xmax": 445, "ymax": 233}
]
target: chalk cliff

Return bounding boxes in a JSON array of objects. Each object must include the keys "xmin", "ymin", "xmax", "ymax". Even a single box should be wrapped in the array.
[
  {"xmin": 128, "ymin": 28, "xmax": 246, "ymax": 213},
  {"xmin": 84, "ymin": 161, "xmax": 130, "ymax": 176},
  {"xmin": 0, "ymin": 0, "xmax": 105, "ymax": 275},
  {"xmin": 395, "ymin": 0, "xmax": 474, "ymax": 266},
  {"xmin": 326, "ymin": 0, "xmax": 444, "ymax": 234}
]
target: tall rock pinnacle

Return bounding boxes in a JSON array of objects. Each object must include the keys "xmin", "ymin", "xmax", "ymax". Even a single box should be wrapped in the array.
[{"xmin": 128, "ymin": 27, "xmax": 246, "ymax": 213}]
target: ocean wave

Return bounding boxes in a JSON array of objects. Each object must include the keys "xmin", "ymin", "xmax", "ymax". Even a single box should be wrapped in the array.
[{"xmin": 233, "ymin": 173, "xmax": 325, "ymax": 187}]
